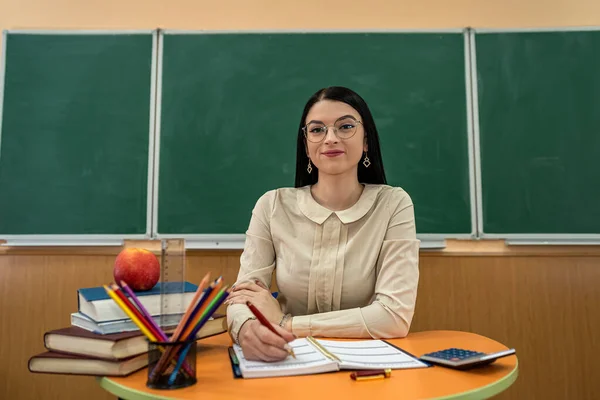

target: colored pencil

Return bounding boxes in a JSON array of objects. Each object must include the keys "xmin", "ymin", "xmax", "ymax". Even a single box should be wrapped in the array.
[
  {"xmin": 168, "ymin": 286, "xmax": 230, "ymax": 384},
  {"xmin": 104, "ymin": 284, "xmax": 193, "ymax": 378},
  {"xmin": 170, "ymin": 273, "xmax": 212, "ymax": 342},
  {"xmin": 181, "ymin": 277, "xmax": 223, "ymax": 340},
  {"xmin": 186, "ymin": 286, "xmax": 230, "ymax": 341},
  {"xmin": 103, "ymin": 285, "xmax": 157, "ymax": 341},
  {"xmin": 119, "ymin": 281, "xmax": 169, "ymax": 341},
  {"xmin": 110, "ymin": 284, "xmax": 163, "ymax": 341},
  {"xmin": 148, "ymin": 273, "xmax": 212, "ymax": 382},
  {"xmin": 150, "ymin": 277, "xmax": 222, "ymax": 379}
]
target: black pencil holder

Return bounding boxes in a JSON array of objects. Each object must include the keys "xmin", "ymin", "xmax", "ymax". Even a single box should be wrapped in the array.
[{"xmin": 146, "ymin": 338, "xmax": 198, "ymax": 390}]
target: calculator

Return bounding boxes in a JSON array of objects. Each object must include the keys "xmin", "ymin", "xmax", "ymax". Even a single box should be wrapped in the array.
[{"xmin": 420, "ymin": 348, "xmax": 516, "ymax": 370}]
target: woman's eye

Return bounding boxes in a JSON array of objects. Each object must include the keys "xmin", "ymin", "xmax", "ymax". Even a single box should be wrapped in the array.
[{"xmin": 310, "ymin": 127, "xmax": 326, "ymax": 134}]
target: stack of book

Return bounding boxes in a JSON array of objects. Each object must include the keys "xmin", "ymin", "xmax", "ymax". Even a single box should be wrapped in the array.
[
  {"xmin": 73, "ymin": 282, "xmax": 199, "ymax": 335},
  {"xmin": 28, "ymin": 280, "xmax": 227, "ymax": 377}
]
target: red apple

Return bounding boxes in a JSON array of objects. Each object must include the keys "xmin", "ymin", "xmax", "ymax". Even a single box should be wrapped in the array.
[{"xmin": 114, "ymin": 248, "xmax": 160, "ymax": 291}]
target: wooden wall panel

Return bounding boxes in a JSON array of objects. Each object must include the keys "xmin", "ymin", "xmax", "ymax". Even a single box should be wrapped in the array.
[
  {"xmin": 1, "ymin": 243, "xmax": 599, "ymax": 399},
  {"xmin": 0, "ymin": 254, "xmax": 117, "ymax": 400},
  {"xmin": 413, "ymin": 255, "xmax": 600, "ymax": 400}
]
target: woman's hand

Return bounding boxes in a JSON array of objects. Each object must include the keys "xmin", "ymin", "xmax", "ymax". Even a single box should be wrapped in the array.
[
  {"xmin": 238, "ymin": 319, "xmax": 295, "ymax": 362},
  {"xmin": 226, "ymin": 280, "xmax": 283, "ymax": 323}
]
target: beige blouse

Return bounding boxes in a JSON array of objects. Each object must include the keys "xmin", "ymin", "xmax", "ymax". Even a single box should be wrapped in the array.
[{"xmin": 226, "ymin": 184, "xmax": 420, "ymax": 343}]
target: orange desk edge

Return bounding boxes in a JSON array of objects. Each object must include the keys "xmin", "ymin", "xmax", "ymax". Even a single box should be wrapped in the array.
[{"xmin": 98, "ymin": 330, "xmax": 518, "ymax": 400}]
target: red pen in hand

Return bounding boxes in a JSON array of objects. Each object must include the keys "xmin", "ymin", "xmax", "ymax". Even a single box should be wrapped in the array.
[{"xmin": 246, "ymin": 301, "xmax": 296, "ymax": 359}]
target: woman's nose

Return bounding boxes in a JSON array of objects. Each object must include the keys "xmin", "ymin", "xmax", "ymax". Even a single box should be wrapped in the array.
[{"xmin": 324, "ymin": 126, "xmax": 339, "ymax": 143}]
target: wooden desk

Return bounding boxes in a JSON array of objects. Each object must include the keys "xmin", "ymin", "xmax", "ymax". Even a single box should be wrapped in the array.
[{"xmin": 98, "ymin": 330, "xmax": 518, "ymax": 400}]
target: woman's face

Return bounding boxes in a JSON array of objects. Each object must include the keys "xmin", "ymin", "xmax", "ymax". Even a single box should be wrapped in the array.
[{"xmin": 304, "ymin": 100, "xmax": 367, "ymax": 179}]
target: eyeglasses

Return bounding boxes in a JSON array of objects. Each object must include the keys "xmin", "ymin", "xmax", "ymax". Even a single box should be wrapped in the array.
[{"xmin": 302, "ymin": 117, "xmax": 363, "ymax": 143}]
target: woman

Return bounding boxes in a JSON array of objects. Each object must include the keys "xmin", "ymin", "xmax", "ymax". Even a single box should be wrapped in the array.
[{"xmin": 225, "ymin": 86, "xmax": 420, "ymax": 362}]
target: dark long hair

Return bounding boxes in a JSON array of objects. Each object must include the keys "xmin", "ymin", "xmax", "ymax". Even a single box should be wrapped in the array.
[{"xmin": 294, "ymin": 87, "xmax": 387, "ymax": 188}]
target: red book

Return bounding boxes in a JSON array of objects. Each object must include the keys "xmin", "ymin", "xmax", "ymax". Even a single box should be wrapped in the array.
[
  {"xmin": 44, "ymin": 315, "xmax": 227, "ymax": 360},
  {"xmin": 44, "ymin": 326, "xmax": 150, "ymax": 360},
  {"xmin": 28, "ymin": 351, "xmax": 147, "ymax": 377}
]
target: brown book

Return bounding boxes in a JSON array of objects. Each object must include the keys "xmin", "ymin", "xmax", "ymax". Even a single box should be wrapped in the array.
[
  {"xmin": 28, "ymin": 351, "xmax": 147, "ymax": 377},
  {"xmin": 43, "ymin": 314, "xmax": 227, "ymax": 360}
]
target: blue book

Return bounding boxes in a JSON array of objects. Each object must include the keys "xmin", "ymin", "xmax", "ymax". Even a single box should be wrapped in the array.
[{"xmin": 77, "ymin": 282, "xmax": 198, "ymax": 323}]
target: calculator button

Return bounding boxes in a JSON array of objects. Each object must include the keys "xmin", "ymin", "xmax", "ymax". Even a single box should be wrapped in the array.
[{"xmin": 424, "ymin": 348, "xmax": 486, "ymax": 361}]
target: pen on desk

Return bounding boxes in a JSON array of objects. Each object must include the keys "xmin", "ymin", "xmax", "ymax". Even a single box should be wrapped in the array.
[
  {"xmin": 245, "ymin": 301, "xmax": 296, "ymax": 359},
  {"xmin": 350, "ymin": 369, "xmax": 392, "ymax": 381}
]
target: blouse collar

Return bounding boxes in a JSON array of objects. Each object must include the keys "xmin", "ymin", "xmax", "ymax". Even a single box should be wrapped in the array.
[{"xmin": 297, "ymin": 184, "xmax": 383, "ymax": 225}]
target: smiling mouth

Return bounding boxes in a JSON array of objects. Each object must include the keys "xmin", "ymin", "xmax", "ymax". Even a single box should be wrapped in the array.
[{"xmin": 322, "ymin": 151, "xmax": 344, "ymax": 157}]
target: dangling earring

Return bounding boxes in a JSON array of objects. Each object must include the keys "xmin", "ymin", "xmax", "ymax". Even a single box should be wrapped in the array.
[
  {"xmin": 307, "ymin": 159, "xmax": 313, "ymax": 174},
  {"xmin": 362, "ymin": 152, "xmax": 371, "ymax": 168}
]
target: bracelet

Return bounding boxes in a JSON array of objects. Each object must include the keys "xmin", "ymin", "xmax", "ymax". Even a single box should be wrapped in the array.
[
  {"xmin": 235, "ymin": 316, "xmax": 257, "ymax": 345},
  {"xmin": 279, "ymin": 313, "xmax": 292, "ymax": 328}
]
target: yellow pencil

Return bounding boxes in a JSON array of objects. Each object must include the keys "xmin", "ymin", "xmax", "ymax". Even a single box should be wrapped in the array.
[
  {"xmin": 104, "ymin": 285, "xmax": 194, "ymax": 379},
  {"xmin": 103, "ymin": 285, "xmax": 158, "ymax": 342}
]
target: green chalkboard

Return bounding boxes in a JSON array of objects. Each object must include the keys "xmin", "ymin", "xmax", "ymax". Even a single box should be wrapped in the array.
[
  {"xmin": 476, "ymin": 30, "xmax": 600, "ymax": 235},
  {"xmin": 157, "ymin": 32, "xmax": 472, "ymax": 236},
  {"xmin": 0, "ymin": 32, "xmax": 154, "ymax": 235}
]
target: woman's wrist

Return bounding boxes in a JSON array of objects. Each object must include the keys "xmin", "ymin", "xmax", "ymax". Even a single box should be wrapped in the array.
[
  {"xmin": 283, "ymin": 315, "xmax": 293, "ymax": 332},
  {"xmin": 279, "ymin": 313, "xmax": 292, "ymax": 329},
  {"xmin": 236, "ymin": 316, "xmax": 257, "ymax": 345}
]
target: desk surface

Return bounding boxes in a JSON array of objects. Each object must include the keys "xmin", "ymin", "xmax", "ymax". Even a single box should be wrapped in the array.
[{"xmin": 98, "ymin": 330, "xmax": 518, "ymax": 400}]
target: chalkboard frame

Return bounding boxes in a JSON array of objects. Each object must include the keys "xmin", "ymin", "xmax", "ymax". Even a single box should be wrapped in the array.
[
  {"xmin": 471, "ymin": 27, "xmax": 600, "ymax": 244},
  {"xmin": 2, "ymin": 27, "xmax": 599, "ymax": 246},
  {"xmin": 0, "ymin": 29, "xmax": 159, "ymax": 246},
  {"xmin": 152, "ymin": 29, "xmax": 479, "ymax": 249}
]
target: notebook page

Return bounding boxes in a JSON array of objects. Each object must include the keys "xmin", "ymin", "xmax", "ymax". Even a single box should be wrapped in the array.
[
  {"xmin": 316, "ymin": 339, "xmax": 429, "ymax": 370},
  {"xmin": 232, "ymin": 338, "xmax": 339, "ymax": 378}
]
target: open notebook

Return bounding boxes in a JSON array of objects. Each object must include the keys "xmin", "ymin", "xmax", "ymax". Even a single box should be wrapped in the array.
[{"xmin": 231, "ymin": 337, "xmax": 429, "ymax": 378}]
